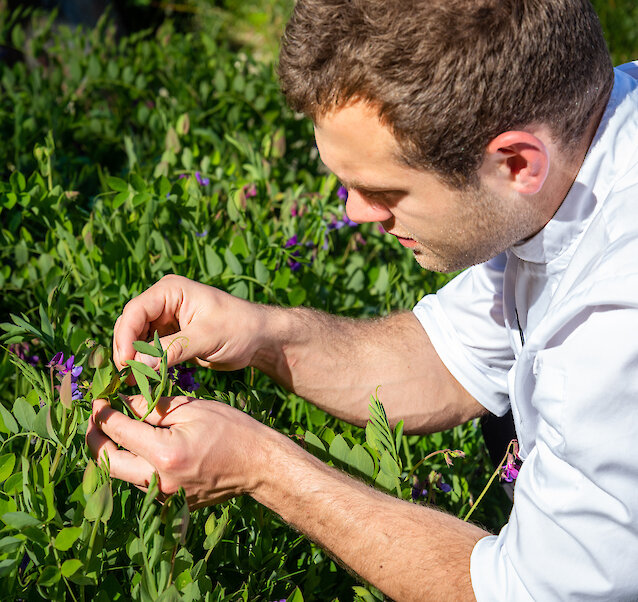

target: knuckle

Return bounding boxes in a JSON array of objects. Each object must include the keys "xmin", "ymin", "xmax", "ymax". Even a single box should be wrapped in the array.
[{"xmin": 155, "ymin": 448, "xmax": 182, "ymax": 472}]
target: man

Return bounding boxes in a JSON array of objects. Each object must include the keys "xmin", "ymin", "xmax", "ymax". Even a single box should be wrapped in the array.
[{"xmin": 87, "ymin": 0, "xmax": 638, "ymax": 599}]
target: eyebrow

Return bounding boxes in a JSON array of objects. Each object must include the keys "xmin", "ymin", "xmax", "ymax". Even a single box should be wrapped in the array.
[{"xmin": 339, "ymin": 178, "xmax": 404, "ymax": 194}]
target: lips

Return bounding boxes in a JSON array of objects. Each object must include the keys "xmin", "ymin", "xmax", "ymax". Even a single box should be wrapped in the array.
[{"xmin": 391, "ymin": 234, "xmax": 417, "ymax": 248}]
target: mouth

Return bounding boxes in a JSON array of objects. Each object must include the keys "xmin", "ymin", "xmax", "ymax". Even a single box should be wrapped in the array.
[{"xmin": 390, "ymin": 233, "xmax": 418, "ymax": 249}]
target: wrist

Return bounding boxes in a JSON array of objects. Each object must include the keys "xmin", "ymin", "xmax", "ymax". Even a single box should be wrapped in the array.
[{"xmin": 249, "ymin": 304, "xmax": 295, "ymax": 377}]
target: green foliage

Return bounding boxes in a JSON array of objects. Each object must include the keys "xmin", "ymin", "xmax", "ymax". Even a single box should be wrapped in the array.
[{"xmin": 10, "ymin": 1, "xmax": 638, "ymax": 598}]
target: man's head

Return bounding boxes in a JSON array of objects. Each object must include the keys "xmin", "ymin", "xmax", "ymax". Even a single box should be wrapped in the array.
[{"xmin": 278, "ymin": 0, "xmax": 613, "ymax": 190}]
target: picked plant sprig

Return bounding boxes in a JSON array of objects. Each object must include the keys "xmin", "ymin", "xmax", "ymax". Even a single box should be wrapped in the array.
[{"xmin": 129, "ymin": 331, "xmax": 173, "ymax": 420}]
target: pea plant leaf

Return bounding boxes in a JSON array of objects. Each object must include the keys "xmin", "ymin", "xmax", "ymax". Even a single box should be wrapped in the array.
[{"xmin": 132, "ymin": 339, "xmax": 163, "ymax": 358}]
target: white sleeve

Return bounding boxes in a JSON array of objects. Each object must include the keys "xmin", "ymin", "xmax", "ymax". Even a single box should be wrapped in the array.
[
  {"xmin": 413, "ymin": 253, "xmax": 513, "ymax": 416},
  {"xmin": 471, "ymin": 297, "xmax": 638, "ymax": 600}
]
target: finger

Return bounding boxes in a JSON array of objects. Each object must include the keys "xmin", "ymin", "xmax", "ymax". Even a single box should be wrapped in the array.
[
  {"xmin": 113, "ymin": 281, "xmax": 176, "ymax": 371},
  {"xmin": 92, "ymin": 398, "xmax": 165, "ymax": 459},
  {"xmin": 159, "ymin": 326, "xmax": 208, "ymax": 368},
  {"xmin": 122, "ymin": 394, "xmax": 195, "ymax": 426},
  {"xmin": 86, "ymin": 415, "xmax": 157, "ymax": 487}
]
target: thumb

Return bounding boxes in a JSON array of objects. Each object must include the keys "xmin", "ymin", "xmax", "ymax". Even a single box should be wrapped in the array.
[{"xmin": 157, "ymin": 327, "xmax": 205, "ymax": 368}]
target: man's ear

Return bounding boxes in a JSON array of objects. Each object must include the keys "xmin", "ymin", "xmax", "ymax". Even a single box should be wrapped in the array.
[{"xmin": 483, "ymin": 131, "xmax": 550, "ymax": 195}]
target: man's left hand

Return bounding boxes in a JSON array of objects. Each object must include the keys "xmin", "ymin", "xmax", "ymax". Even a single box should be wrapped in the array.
[{"xmin": 86, "ymin": 395, "xmax": 276, "ymax": 509}]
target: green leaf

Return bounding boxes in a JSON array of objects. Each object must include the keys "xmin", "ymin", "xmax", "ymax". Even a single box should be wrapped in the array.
[
  {"xmin": 287, "ymin": 587, "xmax": 304, "ymax": 602},
  {"xmin": 33, "ymin": 405, "xmax": 52, "ymax": 440},
  {"xmin": 153, "ymin": 330, "xmax": 163, "ymax": 355},
  {"xmin": 0, "ymin": 558, "xmax": 19, "ymax": 578},
  {"xmin": 394, "ymin": 420, "xmax": 404, "ymax": 453},
  {"xmin": 1, "ymin": 511, "xmax": 42, "ymax": 529},
  {"xmin": 0, "ymin": 453, "xmax": 16, "ymax": 483},
  {"xmin": 328, "ymin": 434, "xmax": 350, "ymax": 466},
  {"xmin": 38, "ymin": 564, "xmax": 61, "ymax": 587},
  {"xmin": 374, "ymin": 469, "xmax": 399, "ymax": 493},
  {"xmin": 304, "ymin": 431, "xmax": 326, "ymax": 458},
  {"xmin": 107, "ymin": 176, "xmax": 128, "ymax": 192},
  {"xmin": 203, "ymin": 507, "xmax": 228, "ymax": 554},
  {"xmin": 84, "ymin": 483, "xmax": 113, "ymax": 523},
  {"xmin": 61, "ymin": 559, "xmax": 84, "ymax": 578},
  {"xmin": 155, "ymin": 585, "xmax": 183, "ymax": 602},
  {"xmin": 54, "ymin": 526, "xmax": 83, "ymax": 551},
  {"xmin": 205, "ymin": 247, "xmax": 223, "ymax": 278},
  {"xmin": 91, "ymin": 364, "xmax": 115, "ymax": 400},
  {"xmin": 287, "ymin": 286, "xmax": 306, "ymax": 307},
  {"xmin": 132, "ymin": 340, "xmax": 163, "ymax": 358},
  {"xmin": 0, "ymin": 404, "xmax": 18, "ymax": 434},
  {"xmin": 3, "ymin": 472, "xmax": 23, "ymax": 495},
  {"xmin": 0, "ymin": 536, "xmax": 22, "ymax": 554},
  {"xmin": 130, "ymin": 367, "xmax": 153, "ymax": 409},
  {"xmin": 83, "ymin": 461, "xmax": 99, "ymax": 495},
  {"xmin": 379, "ymin": 450, "xmax": 400, "ymax": 478},
  {"xmin": 127, "ymin": 359, "xmax": 161, "ymax": 381},
  {"xmin": 349, "ymin": 444, "xmax": 375, "ymax": 478},
  {"xmin": 224, "ymin": 248, "xmax": 243, "ymax": 275},
  {"xmin": 254, "ymin": 259, "xmax": 269, "ymax": 285},
  {"xmin": 13, "ymin": 396, "xmax": 36, "ymax": 432}
]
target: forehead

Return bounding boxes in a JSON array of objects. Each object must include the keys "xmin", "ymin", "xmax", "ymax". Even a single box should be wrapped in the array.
[{"xmin": 313, "ymin": 102, "xmax": 416, "ymax": 189}]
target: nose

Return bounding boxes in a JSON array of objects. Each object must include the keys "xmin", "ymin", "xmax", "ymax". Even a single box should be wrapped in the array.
[{"xmin": 344, "ymin": 189, "xmax": 393, "ymax": 224}]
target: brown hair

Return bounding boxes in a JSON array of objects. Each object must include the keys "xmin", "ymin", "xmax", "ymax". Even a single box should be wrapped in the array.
[{"xmin": 278, "ymin": 0, "xmax": 614, "ymax": 188}]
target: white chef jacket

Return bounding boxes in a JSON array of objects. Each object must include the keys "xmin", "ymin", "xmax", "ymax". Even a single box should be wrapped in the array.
[{"xmin": 413, "ymin": 62, "xmax": 638, "ymax": 600}]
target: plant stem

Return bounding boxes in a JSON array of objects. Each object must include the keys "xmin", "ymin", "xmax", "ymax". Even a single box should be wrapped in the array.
[{"xmin": 463, "ymin": 441, "xmax": 515, "ymax": 523}]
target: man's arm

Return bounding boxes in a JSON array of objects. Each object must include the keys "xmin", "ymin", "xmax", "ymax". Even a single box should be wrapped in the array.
[
  {"xmin": 255, "ymin": 425, "xmax": 488, "ymax": 601},
  {"xmin": 87, "ymin": 395, "xmax": 489, "ymax": 602},
  {"xmin": 253, "ymin": 305, "xmax": 485, "ymax": 432},
  {"xmin": 113, "ymin": 275, "xmax": 485, "ymax": 433}
]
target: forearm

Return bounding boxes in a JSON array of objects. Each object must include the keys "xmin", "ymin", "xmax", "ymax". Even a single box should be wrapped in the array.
[
  {"xmin": 252, "ymin": 306, "xmax": 485, "ymax": 433},
  {"xmin": 252, "ymin": 430, "xmax": 488, "ymax": 601}
]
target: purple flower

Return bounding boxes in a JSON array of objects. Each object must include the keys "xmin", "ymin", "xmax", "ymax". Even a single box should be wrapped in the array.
[
  {"xmin": 49, "ymin": 352, "xmax": 84, "ymax": 401},
  {"xmin": 500, "ymin": 441, "xmax": 521, "ymax": 483},
  {"xmin": 169, "ymin": 365, "xmax": 200, "ymax": 393},
  {"xmin": 284, "ymin": 235, "xmax": 298, "ymax": 248},
  {"xmin": 243, "ymin": 184, "xmax": 257, "ymax": 198},
  {"xmin": 8, "ymin": 343, "xmax": 40, "ymax": 366},
  {"xmin": 438, "ymin": 480, "xmax": 452, "ymax": 493},
  {"xmin": 327, "ymin": 214, "xmax": 358, "ymax": 231},
  {"xmin": 288, "ymin": 260, "xmax": 302, "ymax": 272},
  {"xmin": 195, "ymin": 230, "xmax": 209, "ymax": 237},
  {"xmin": 411, "ymin": 482, "xmax": 428, "ymax": 500},
  {"xmin": 47, "ymin": 351, "xmax": 64, "ymax": 368},
  {"xmin": 195, "ymin": 171, "xmax": 210, "ymax": 186},
  {"xmin": 337, "ymin": 185, "xmax": 348, "ymax": 201},
  {"xmin": 501, "ymin": 463, "xmax": 520, "ymax": 483}
]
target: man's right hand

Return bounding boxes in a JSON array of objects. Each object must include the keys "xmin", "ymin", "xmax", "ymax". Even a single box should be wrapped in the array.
[{"xmin": 113, "ymin": 274, "xmax": 265, "ymax": 372}]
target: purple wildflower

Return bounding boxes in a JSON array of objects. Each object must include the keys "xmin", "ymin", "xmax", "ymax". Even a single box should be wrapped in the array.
[
  {"xmin": 438, "ymin": 480, "xmax": 452, "ymax": 493},
  {"xmin": 195, "ymin": 230, "xmax": 209, "ymax": 237},
  {"xmin": 288, "ymin": 260, "xmax": 302, "ymax": 272},
  {"xmin": 327, "ymin": 214, "xmax": 358, "ymax": 231},
  {"xmin": 49, "ymin": 352, "xmax": 83, "ymax": 401},
  {"xmin": 47, "ymin": 351, "xmax": 64, "ymax": 368},
  {"xmin": 337, "ymin": 185, "xmax": 348, "ymax": 201},
  {"xmin": 169, "ymin": 365, "xmax": 200, "ymax": 393},
  {"xmin": 285, "ymin": 235, "xmax": 298, "ymax": 248},
  {"xmin": 501, "ymin": 463, "xmax": 520, "ymax": 483},
  {"xmin": 8, "ymin": 342, "xmax": 39, "ymax": 366},
  {"xmin": 290, "ymin": 205, "xmax": 298, "ymax": 217},
  {"xmin": 411, "ymin": 481, "xmax": 428, "ymax": 500},
  {"xmin": 500, "ymin": 440, "xmax": 521, "ymax": 483},
  {"xmin": 195, "ymin": 171, "xmax": 210, "ymax": 186},
  {"xmin": 243, "ymin": 184, "xmax": 257, "ymax": 198}
]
